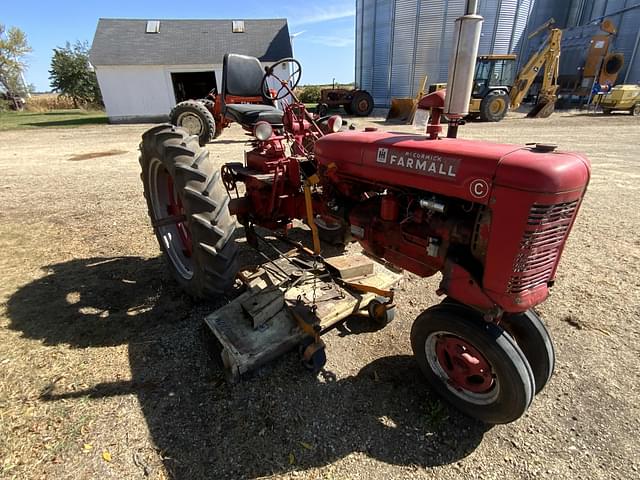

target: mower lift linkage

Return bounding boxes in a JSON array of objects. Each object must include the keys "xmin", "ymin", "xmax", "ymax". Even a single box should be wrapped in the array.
[{"xmin": 271, "ymin": 233, "xmax": 396, "ymax": 310}]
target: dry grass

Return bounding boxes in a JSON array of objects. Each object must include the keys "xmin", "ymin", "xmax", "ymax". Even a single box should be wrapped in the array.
[{"xmin": 25, "ymin": 94, "xmax": 77, "ymax": 112}]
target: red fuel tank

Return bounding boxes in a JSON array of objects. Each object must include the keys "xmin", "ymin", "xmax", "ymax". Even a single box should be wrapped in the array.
[{"xmin": 315, "ymin": 131, "xmax": 590, "ymax": 204}]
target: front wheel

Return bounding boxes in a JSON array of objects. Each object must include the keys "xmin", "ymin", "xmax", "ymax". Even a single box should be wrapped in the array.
[
  {"xmin": 631, "ymin": 104, "xmax": 640, "ymax": 116},
  {"xmin": 480, "ymin": 91, "xmax": 509, "ymax": 122},
  {"xmin": 139, "ymin": 125, "xmax": 239, "ymax": 298},
  {"xmin": 411, "ymin": 304, "xmax": 535, "ymax": 424},
  {"xmin": 316, "ymin": 103, "xmax": 329, "ymax": 117},
  {"xmin": 501, "ymin": 310, "xmax": 555, "ymax": 394},
  {"xmin": 169, "ymin": 100, "xmax": 216, "ymax": 146}
]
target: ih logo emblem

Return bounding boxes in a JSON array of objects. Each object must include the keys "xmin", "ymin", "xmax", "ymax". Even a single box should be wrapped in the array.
[{"xmin": 376, "ymin": 148, "xmax": 389, "ymax": 164}]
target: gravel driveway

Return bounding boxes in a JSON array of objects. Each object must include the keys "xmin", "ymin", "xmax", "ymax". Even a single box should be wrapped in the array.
[{"xmin": 0, "ymin": 112, "xmax": 638, "ymax": 479}]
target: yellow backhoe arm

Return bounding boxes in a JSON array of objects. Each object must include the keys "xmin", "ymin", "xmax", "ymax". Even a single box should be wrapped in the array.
[{"xmin": 509, "ymin": 23, "xmax": 562, "ymax": 113}]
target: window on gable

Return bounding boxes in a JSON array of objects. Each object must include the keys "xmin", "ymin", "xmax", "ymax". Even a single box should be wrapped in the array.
[
  {"xmin": 232, "ymin": 20, "xmax": 245, "ymax": 33},
  {"xmin": 146, "ymin": 20, "xmax": 160, "ymax": 33}
]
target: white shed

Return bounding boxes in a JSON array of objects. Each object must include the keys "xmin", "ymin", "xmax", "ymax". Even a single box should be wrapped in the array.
[{"xmin": 90, "ymin": 18, "xmax": 293, "ymax": 123}]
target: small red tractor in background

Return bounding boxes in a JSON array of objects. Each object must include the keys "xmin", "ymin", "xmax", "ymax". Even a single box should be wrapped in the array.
[
  {"xmin": 139, "ymin": 4, "xmax": 590, "ymax": 424},
  {"xmin": 315, "ymin": 81, "xmax": 375, "ymax": 117}
]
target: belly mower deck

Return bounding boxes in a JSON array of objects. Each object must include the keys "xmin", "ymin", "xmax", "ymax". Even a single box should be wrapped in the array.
[{"xmin": 204, "ymin": 252, "xmax": 402, "ymax": 382}]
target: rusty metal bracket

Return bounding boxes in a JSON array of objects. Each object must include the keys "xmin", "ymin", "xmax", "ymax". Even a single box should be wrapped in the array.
[{"xmin": 289, "ymin": 299, "xmax": 321, "ymax": 341}]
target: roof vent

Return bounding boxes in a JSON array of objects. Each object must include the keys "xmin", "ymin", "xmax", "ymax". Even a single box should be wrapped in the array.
[
  {"xmin": 146, "ymin": 20, "xmax": 160, "ymax": 34},
  {"xmin": 232, "ymin": 20, "xmax": 245, "ymax": 33}
]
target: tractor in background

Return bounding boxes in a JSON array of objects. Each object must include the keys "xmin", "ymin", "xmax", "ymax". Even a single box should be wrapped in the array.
[
  {"xmin": 315, "ymin": 81, "xmax": 375, "ymax": 117},
  {"xmin": 467, "ymin": 54, "xmax": 517, "ymax": 121}
]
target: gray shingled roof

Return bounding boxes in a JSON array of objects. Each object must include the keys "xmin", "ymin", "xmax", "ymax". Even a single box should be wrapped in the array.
[{"xmin": 90, "ymin": 18, "xmax": 292, "ymax": 66}]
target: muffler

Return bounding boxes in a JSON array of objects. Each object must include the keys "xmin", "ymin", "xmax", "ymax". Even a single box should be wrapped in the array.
[{"xmin": 444, "ymin": 0, "xmax": 484, "ymax": 138}]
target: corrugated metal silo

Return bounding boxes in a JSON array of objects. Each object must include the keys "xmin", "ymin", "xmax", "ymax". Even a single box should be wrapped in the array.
[{"xmin": 355, "ymin": 0, "xmax": 537, "ymax": 107}]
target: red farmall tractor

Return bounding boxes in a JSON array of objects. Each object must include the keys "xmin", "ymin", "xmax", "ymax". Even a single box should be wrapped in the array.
[{"xmin": 139, "ymin": 6, "xmax": 590, "ymax": 424}]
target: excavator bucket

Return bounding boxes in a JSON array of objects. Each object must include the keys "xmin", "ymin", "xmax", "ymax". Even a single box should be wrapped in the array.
[
  {"xmin": 387, "ymin": 75, "xmax": 429, "ymax": 123},
  {"xmin": 386, "ymin": 98, "xmax": 417, "ymax": 122},
  {"xmin": 526, "ymin": 96, "xmax": 556, "ymax": 118}
]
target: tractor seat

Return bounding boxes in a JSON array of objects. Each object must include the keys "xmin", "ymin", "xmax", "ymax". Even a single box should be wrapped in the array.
[{"xmin": 224, "ymin": 104, "xmax": 284, "ymax": 127}]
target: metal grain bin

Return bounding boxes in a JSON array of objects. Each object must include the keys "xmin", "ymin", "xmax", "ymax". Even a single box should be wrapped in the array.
[{"xmin": 355, "ymin": 0, "xmax": 536, "ymax": 107}]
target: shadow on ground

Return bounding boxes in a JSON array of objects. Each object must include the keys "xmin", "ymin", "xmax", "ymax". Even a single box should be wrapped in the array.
[
  {"xmin": 6, "ymin": 256, "xmax": 488, "ymax": 479},
  {"xmin": 25, "ymin": 117, "xmax": 108, "ymax": 128}
]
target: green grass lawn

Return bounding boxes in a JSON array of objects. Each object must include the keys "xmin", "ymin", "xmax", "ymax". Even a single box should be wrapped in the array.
[{"xmin": 0, "ymin": 109, "xmax": 108, "ymax": 131}]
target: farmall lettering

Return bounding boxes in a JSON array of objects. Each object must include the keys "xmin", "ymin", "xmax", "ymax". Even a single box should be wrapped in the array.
[{"xmin": 376, "ymin": 148, "xmax": 460, "ymax": 180}]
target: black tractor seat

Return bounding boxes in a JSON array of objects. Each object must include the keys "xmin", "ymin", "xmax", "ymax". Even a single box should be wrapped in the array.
[
  {"xmin": 224, "ymin": 104, "xmax": 284, "ymax": 127},
  {"xmin": 221, "ymin": 53, "xmax": 286, "ymax": 129}
]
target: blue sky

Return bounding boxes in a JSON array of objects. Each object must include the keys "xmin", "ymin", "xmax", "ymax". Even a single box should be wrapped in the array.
[{"xmin": 3, "ymin": 0, "xmax": 356, "ymax": 91}]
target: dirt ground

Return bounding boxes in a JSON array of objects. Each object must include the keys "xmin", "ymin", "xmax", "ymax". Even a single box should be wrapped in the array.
[{"xmin": 0, "ymin": 111, "xmax": 639, "ymax": 480}]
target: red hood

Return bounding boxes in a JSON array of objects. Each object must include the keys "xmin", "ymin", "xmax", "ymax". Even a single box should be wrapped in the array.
[{"xmin": 315, "ymin": 131, "xmax": 590, "ymax": 203}]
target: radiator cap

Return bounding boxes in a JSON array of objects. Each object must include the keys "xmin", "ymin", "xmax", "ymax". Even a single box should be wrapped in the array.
[{"xmin": 529, "ymin": 143, "xmax": 558, "ymax": 153}]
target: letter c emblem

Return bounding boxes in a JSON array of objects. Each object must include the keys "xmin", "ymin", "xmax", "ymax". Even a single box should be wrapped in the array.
[{"xmin": 470, "ymin": 179, "xmax": 489, "ymax": 199}]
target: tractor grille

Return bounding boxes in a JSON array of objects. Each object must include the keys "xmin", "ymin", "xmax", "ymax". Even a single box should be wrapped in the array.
[{"xmin": 507, "ymin": 200, "xmax": 579, "ymax": 294}]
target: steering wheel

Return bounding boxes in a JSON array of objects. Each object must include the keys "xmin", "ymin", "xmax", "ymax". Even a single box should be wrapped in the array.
[{"xmin": 262, "ymin": 58, "xmax": 302, "ymax": 101}]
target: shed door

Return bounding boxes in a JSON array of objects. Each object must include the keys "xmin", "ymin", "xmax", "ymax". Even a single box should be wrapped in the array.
[{"xmin": 171, "ymin": 71, "xmax": 217, "ymax": 103}]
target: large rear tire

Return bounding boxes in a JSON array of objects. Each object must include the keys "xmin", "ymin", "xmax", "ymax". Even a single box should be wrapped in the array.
[
  {"xmin": 411, "ymin": 303, "xmax": 535, "ymax": 424},
  {"xmin": 139, "ymin": 125, "xmax": 239, "ymax": 298},
  {"xmin": 169, "ymin": 100, "xmax": 216, "ymax": 146},
  {"xmin": 479, "ymin": 90, "xmax": 509, "ymax": 122},
  {"xmin": 351, "ymin": 91, "xmax": 374, "ymax": 117}
]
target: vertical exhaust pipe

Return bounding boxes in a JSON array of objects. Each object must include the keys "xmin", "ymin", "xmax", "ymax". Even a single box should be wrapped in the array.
[{"xmin": 445, "ymin": 0, "xmax": 484, "ymax": 138}]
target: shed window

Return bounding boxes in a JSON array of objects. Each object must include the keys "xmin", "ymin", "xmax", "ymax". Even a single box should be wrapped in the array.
[
  {"xmin": 146, "ymin": 20, "xmax": 160, "ymax": 33},
  {"xmin": 232, "ymin": 21, "xmax": 245, "ymax": 33}
]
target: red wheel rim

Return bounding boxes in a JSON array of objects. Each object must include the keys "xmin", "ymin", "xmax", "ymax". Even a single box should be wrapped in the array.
[
  {"xmin": 435, "ymin": 334, "xmax": 494, "ymax": 393},
  {"xmin": 166, "ymin": 174, "xmax": 193, "ymax": 257}
]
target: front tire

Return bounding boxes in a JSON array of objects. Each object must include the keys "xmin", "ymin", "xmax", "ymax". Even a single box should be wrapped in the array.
[
  {"xmin": 139, "ymin": 125, "xmax": 239, "ymax": 298},
  {"xmin": 316, "ymin": 103, "xmax": 329, "ymax": 117},
  {"xmin": 411, "ymin": 304, "xmax": 535, "ymax": 424},
  {"xmin": 169, "ymin": 100, "xmax": 216, "ymax": 146},
  {"xmin": 501, "ymin": 310, "xmax": 555, "ymax": 394},
  {"xmin": 480, "ymin": 90, "xmax": 509, "ymax": 122}
]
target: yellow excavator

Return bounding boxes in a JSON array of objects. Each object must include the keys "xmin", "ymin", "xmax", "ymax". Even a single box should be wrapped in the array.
[
  {"xmin": 387, "ymin": 18, "xmax": 562, "ymax": 122},
  {"xmin": 510, "ymin": 18, "xmax": 562, "ymax": 118}
]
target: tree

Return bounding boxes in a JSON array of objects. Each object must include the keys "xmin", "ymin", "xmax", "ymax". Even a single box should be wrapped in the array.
[
  {"xmin": 49, "ymin": 41, "xmax": 102, "ymax": 107},
  {"xmin": 298, "ymin": 85, "xmax": 322, "ymax": 104},
  {"xmin": 0, "ymin": 24, "xmax": 32, "ymax": 108}
]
